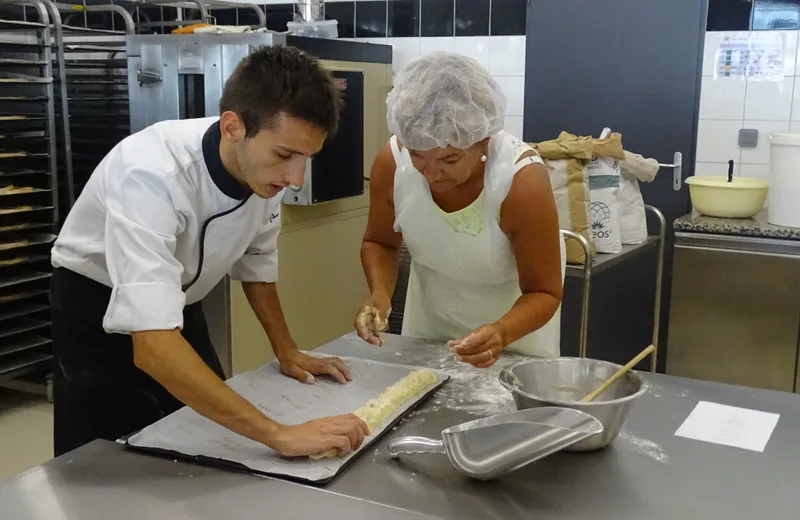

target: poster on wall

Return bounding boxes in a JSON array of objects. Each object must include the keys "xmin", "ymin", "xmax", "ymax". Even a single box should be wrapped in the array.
[{"xmin": 715, "ymin": 33, "xmax": 784, "ymax": 81}]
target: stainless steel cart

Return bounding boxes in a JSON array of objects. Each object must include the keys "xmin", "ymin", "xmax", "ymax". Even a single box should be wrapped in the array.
[{"xmin": 563, "ymin": 204, "xmax": 666, "ymax": 372}]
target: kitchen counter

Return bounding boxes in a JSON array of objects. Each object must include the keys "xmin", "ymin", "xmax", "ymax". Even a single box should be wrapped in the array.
[
  {"xmin": 674, "ymin": 210, "xmax": 800, "ymax": 240},
  {"xmin": 2, "ymin": 334, "xmax": 800, "ymax": 520},
  {"xmin": 669, "ymin": 215, "xmax": 800, "ymax": 392}
]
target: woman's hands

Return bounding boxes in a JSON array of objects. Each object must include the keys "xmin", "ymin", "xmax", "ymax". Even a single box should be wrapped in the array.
[
  {"xmin": 448, "ymin": 324, "xmax": 508, "ymax": 368},
  {"xmin": 355, "ymin": 293, "xmax": 392, "ymax": 347}
]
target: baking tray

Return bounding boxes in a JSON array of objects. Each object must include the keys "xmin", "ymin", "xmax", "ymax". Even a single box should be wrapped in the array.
[
  {"xmin": 0, "ymin": 317, "xmax": 50, "ymax": 340},
  {"xmin": 0, "ymin": 58, "xmax": 46, "ymax": 66},
  {"xmin": 0, "ymin": 334, "xmax": 50, "ymax": 357},
  {"xmin": 0, "ymin": 352, "xmax": 51, "ymax": 377},
  {"xmin": 0, "ymin": 288, "xmax": 48, "ymax": 304},
  {"xmin": 0, "ymin": 223, "xmax": 50, "ymax": 233},
  {"xmin": 0, "ymin": 186, "xmax": 50, "ymax": 196},
  {"xmin": 0, "ymin": 234, "xmax": 56, "ymax": 251},
  {"xmin": 0, "ymin": 170, "xmax": 49, "ymax": 178},
  {"xmin": 0, "ymin": 151, "xmax": 48, "ymax": 159},
  {"xmin": 0, "ymin": 270, "xmax": 51, "ymax": 288},
  {"xmin": 126, "ymin": 356, "xmax": 449, "ymax": 484},
  {"xmin": 0, "ymin": 131, "xmax": 47, "ymax": 140},
  {"xmin": 0, "ymin": 301, "xmax": 48, "ymax": 322},
  {"xmin": 0, "ymin": 254, "xmax": 48, "ymax": 266}
]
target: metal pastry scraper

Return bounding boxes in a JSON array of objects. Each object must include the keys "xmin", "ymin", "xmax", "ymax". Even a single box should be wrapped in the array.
[{"xmin": 387, "ymin": 407, "xmax": 603, "ymax": 480}]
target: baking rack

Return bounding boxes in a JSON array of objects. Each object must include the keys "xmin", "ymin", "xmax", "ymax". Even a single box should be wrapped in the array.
[
  {"xmin": 130, "ymin": 0, "xmax": 267, "ymax": 32},
  {"xmin": 45, "ymin": 0, "xmax": 268, "ymax": 205},
  {"xmin": 80, "ymin": 0, "xmax": 269, "ymax": 34},
  {"xmin": 0, "ymin": 0, "xmax": 60, "ymax": 397},
  {"xmin": 46, "ymin": 2, "xmax": 133, "ymax": 209}
]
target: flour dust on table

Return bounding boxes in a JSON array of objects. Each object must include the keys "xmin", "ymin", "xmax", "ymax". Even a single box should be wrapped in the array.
[
  {"xmin": 617, "ymin": 429, "xmax": 669, "ymax": 464},
  {"xmin": 407, "ymin": 350, "xmax": 524, "ymax": 418}
]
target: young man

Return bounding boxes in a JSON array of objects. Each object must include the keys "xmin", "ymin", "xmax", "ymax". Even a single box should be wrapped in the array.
[{"xmin": 50, "ymin": 46, "xmax": 368, "ymax": 458}]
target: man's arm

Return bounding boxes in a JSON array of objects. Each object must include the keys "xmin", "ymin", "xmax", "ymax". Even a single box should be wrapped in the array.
[
  {"xmin": 133, "ymin": 329, "xmax": 281, "ymax": 445},
  {"xmin": 105, "ymin": 168, "xmax": 366, "ymax": 456},
  {"xmin": 132, "ymin": 330, "xmax": 367, "ymax": 456},
  {"xmin": 242, "ymin": 281, "xmax": 294, "ymax": 358},
  {"xmin": 241, "ymin": 281, "xmax": 353, "ymax": 384}
]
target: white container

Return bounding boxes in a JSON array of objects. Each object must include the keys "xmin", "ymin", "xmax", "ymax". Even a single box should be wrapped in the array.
[
  {"xmin": 685, "ymin": 176, "xmax": 768, "ymax": 218},
  {"xmin": 768, "ymin": 133, "xmax": 800, "ymax": 228}
]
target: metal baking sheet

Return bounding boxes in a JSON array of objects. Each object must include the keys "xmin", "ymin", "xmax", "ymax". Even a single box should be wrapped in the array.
[
  {"xmin": 0, "ymin": 288, "xmax": 48, "ymax": 303},
  {"xmin": 0, "ymin": 234, "xmax": 56, "ymax": 251},
  {"xmin": 126, "ymin": 356, "xmax": 449, "ymax": 484}
]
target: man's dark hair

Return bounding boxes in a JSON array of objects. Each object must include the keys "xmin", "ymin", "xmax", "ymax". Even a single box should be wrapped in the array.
[{"xmin": 219, "ymin": 46, "xmax": 341, "ymax": 138}]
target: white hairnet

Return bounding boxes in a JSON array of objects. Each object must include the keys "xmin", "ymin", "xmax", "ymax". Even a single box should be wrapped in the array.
[{"xmin": 386, "ymin": 52, "xmax": 507, "ymax": 151}]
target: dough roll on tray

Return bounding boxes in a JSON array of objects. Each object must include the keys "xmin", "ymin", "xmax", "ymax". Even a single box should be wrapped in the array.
[{"xmin": 310, "ymin": 370, "xmax": 438, "ymax": 460}]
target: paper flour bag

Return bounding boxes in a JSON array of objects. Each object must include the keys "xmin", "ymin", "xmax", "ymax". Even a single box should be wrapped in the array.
[
  {"xmin": 586, "ymin": 157, "xmax": 623, "ymax": 254},
  {"xmin": 618, "ymin": 150, "xmax": 659, "ymax": 245},
  {"xmin": 617, "ymin": 171, "xmax": 647, "ymax": 244},
  {"xmin": 542, "ymin": 158, "xmax": 595, "ymax": 264}
]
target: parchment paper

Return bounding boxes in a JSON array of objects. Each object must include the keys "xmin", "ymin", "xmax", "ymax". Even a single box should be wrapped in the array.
[{"xmin": 126, "ymin": 356, "xmax": 449, "ymax": 483}]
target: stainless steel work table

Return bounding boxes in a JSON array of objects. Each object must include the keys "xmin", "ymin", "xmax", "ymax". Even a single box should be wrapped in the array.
[{"xmin": 3, "ymin": 334, "xmax": 800, "ymax": 520}]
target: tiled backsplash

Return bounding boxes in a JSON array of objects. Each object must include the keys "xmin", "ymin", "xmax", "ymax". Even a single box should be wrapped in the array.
[
  {"xmin": 253, "ymin": 0, "xmax": 528, "ymax": 138},
  {"xmin": 355, "ymin": 35, "xmax": 527, "ymax": 138},
  {"xmin": 696, "ymin": 30, "xmax": 800, "ymax": 180},
  {"xmin": 256, "ymin": 0, "xmax": 525, "ymax": 38}
]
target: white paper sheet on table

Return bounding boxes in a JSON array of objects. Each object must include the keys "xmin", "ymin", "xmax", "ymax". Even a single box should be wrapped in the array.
[
  {"xmin": 126, "ymin": 356, "xmax": 448, "ymax": 483},
  {"xmin": 674, "ymin": 401, "xmax": 780, "ymax": 453}
]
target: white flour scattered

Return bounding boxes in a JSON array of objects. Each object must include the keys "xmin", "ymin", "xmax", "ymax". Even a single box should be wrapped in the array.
[
  {"xmin": 618, "ymin": 429, "xmax": 669, "ymax": 464},
  {"xmin": 411, "ymin": 350, "xmax": 516, "ymax": 417}
]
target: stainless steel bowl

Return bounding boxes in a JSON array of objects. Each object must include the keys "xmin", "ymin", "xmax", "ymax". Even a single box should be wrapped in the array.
[{"xmin": 498, "ymin": 357, "xmax": 649, "ymax": 451}]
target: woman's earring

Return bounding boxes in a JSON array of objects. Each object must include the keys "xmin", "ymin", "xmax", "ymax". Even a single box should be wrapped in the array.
[{"xmin": 480, "ymin": 154, "xmax": 487, "ymax": 163}]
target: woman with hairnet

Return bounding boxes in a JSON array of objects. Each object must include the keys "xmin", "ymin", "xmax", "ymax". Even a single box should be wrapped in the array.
[{"xmin": 355, "ymin": 52, "xmax": 566, "ymax": 368}]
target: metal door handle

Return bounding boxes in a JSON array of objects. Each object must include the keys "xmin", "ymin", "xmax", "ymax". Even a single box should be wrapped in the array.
[
  {"xmin": 137, "ymin": 69, "xmax": 162, "ymax": 87},
  {"xmin": 658, "ymin": 151, "xmax": 683, "ymax": 191}
]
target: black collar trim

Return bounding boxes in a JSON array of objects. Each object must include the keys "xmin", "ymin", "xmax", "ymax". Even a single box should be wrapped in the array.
[{"xmin": 202, "ymin": 121, "xmax": 250, "ymax": 201}]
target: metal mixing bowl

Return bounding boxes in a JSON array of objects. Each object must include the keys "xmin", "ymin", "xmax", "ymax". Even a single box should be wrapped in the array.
[{"xmin": 498, "ymin": 357, "xmax": 649, "ymax": 451}]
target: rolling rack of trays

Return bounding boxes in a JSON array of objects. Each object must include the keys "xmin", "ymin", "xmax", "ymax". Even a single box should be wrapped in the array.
[
  {"xmin": 0, "ymin": 0, "xmax": 60, "ymax": 397},
  {"xmin": 127, "ymin": 0, "xmax": 267, "ymax": 33},
  {"xmin": 48, "ymin": 2, "xmax": 134, "ymax": 207},
  {"xmin": 68, "ymin": 0, "xmax": 270, "ymax": 35},
  {"xmin": 44, "ymin": 0, "xmax": 270, "ymax": 202},
  {"xmin": 0, "ymin": 0, "xmax": 285, "ymax": 401}
]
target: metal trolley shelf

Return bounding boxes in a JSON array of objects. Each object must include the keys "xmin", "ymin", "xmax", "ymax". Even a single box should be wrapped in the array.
[
  {"xmin": 0, "ymin": 0, "xmax": 61, "ymax": 396},
  {"xmin": 563, "ymin": 204, "xmax": 666, "ymax": 372}
]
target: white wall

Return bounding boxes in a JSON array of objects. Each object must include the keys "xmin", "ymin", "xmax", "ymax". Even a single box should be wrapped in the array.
[
  {"xmin": 352, "ymin": 35, "xmax": 527, "ymax": 139},
  {"xmin": 697, "ymin": 30, "xmax": 800, "ymax": 180}
]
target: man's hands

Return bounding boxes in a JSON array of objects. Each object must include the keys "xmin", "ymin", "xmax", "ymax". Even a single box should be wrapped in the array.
[
  {"xmin": 277, "ymin": 349, "xmax": 352, "ymax": 385},
  {"xmin": 355, "ymin": 293, "xmax": 391, "ymax": 347},
  {"xmin": 448, "ymin": 324, "xmax": 508, "ymax": 368},
  {"xmin": 270, "ymin": 350, "xmax": 367, "ymax": 457},
  {"xmin": 267, "ymin": 414, "xmax": 370, "ymax": 458}
]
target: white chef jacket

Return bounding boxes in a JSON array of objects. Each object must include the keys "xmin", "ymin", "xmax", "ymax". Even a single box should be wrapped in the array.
[{"xmin": 51, "ymin": 117, "xmax": 282, "ymax": 334}]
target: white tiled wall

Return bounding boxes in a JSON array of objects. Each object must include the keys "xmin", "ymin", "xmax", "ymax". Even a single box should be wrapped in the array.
[
  {"xmin": 354, "ymin": 35, "xmax": 528, "ymax": 138},
  {"xmin": 696, "ymin": 31, "xmax": 800, "ymax": 180}
]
